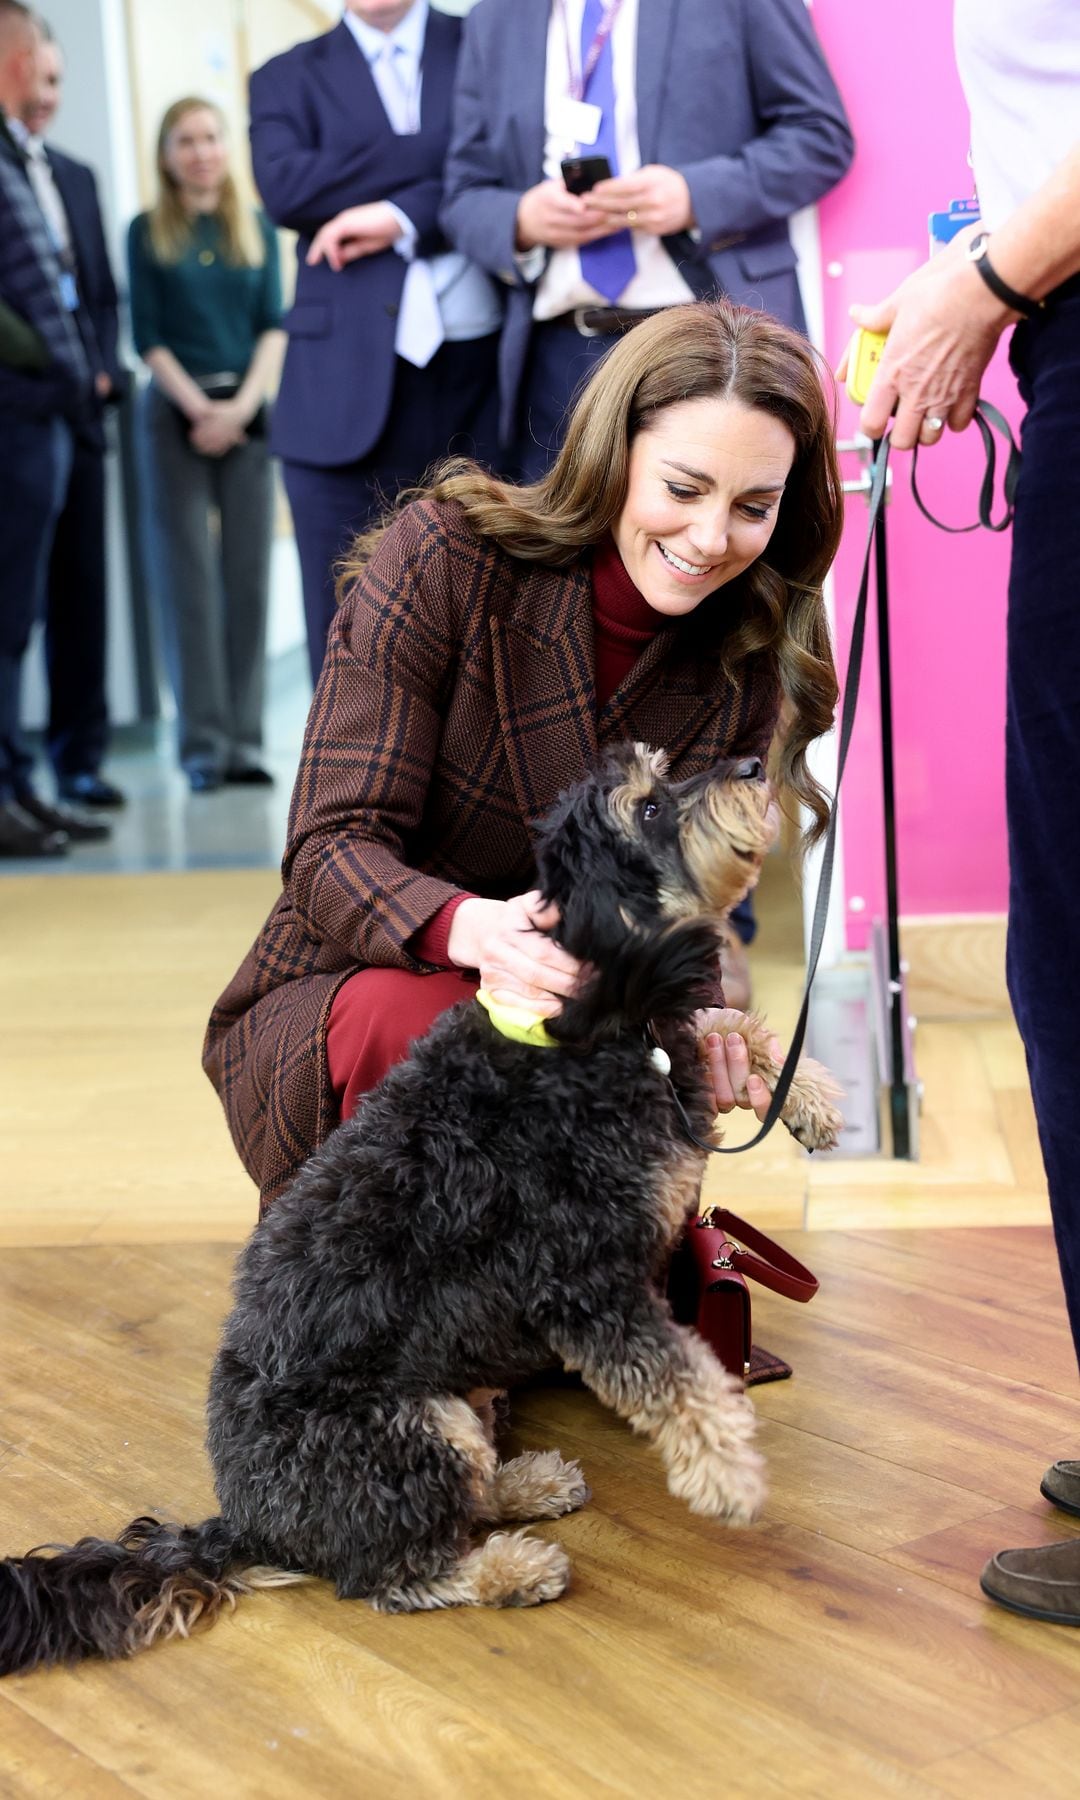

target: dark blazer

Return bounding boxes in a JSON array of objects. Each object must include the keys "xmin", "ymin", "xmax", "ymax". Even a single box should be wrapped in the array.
[
  {"xmin": 203, "ymin": 500, "xmax": 781, "ymax": 1211},
  {"xmin": 0, "ymin": 120, "xmax": 90, "ymax": 420},
  {"xmin": 442, "ymin": 0, "xmax": 855, "ymax": 444},
  {"xmin": 48, "ymin": 145, "xmax": 123, "ymax": 449},
  {"xmin": 250, "ymin": 12, "xmax": 466, "ymax": 469}
]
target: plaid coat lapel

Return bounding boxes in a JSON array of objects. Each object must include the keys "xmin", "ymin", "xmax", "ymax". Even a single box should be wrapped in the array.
[
  {"xmin": 602, "ymin": 629, "xmax": 746, "ymax": 767},
  {"xmin": 490, "ymin": 559, "xmax": 598, "ymax": 826}
]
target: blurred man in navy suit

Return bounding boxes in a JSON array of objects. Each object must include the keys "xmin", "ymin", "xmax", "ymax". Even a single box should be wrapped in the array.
[
  {"xmin": 16, "ymin": 20, "xmax": 127, "ymax": 809},
  {"xmin": 443, "ymin": 0, "xmax": 854, "ymax": 476},
  {"xmin": 250, "ymin": 0, "xmax": 502, "ymax": 684}
]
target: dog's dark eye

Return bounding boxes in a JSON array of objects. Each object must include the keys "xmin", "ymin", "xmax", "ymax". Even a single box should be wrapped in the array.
[{"xmin": 641, "ymin": 800, "xmax": 661, "ymax": 824}]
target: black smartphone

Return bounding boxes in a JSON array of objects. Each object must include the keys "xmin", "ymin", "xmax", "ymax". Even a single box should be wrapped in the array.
[{"xmin": 560, "ymin": 154, "xmax": 612, "ymax": 195}]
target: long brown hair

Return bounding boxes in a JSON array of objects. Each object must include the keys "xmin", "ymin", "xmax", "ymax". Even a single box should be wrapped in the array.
[
  {"xmin": 345, "ymin": 301, "xmax": 844, "ymax": 840},
  {"xmin": 148, "ymin": 98, "xmax": 263, "ymax": 268}
]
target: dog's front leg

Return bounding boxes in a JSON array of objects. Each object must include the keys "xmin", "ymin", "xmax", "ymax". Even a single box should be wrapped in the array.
[
  {"xmin": 548, "ymin": 1301, "xmax": 765, "ymax": 1524},
  {"xmin": 696, "ymin": 1007, "xmax": 844, "ymax": 1152}
]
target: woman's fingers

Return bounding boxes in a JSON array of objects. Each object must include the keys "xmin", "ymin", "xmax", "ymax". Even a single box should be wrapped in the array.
[
  {"xmin": 494, "ymin": 949, "xmax": 580, "ymax": 1002},
  {"xmin": 706, "ymin": 1031, "xmax": 742, "ymax": 1111},
  {"xmin": 746, "ymin": 1072, "xmax": 772, "ymax": 1124},
  {"xmin": 483, "ymin": 980, "xmax": 564, "ymax": 1018},
  {"xmin": 706, "ymin": 1027, "xmax": 780, "ymax": 1119},
  {"xmin": 478, "ymin": 890, "xmax": 585, "ymax": 1009}
]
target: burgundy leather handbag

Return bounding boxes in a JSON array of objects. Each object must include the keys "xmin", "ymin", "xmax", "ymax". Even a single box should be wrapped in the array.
[{"xmin": 667, "ymin": 1207, "xmax": 819, "ymax": 1387}]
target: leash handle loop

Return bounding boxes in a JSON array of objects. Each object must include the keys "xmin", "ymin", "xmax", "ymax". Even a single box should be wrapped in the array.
[{"xmin": 910, "ymin": 399, "xmax": 1020, "ymax": 534}]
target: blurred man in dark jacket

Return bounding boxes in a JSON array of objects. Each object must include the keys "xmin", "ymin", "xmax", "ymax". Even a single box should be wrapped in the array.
[
  {"xmin": 0, "ymin": 0, "xmax": 108, "ymax": 855},
  {"xmin": 250, "ymin": 0, "xmax": 502, "ymax": 684},
  {"xmin": 14, "ymin": 21, "xmax": 127, "ymax": 809}
]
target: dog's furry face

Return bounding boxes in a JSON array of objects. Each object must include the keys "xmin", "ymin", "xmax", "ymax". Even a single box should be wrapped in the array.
[
  {"xmin": 532, "ymin": 744, "xmax": 773, "ymax": 1044},
  {"xmin": 535, "ymin": 742, "xmax": 772, "ymax": 956}
]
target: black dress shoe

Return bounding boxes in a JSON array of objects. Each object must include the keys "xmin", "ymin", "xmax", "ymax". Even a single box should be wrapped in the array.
[
  {"xmin": 16, "ymin": 789, "xmax": 111, "ymax": 842},
  {"xmin": 224, "ymin": 765, "xmax": 274, "ymax": 787},
  {"xmin": 188, "ymin": 768, "xmax": 224, "ymax": 793},
  {"xmin": 57, "ymin": 773, "xmax": 127, "ymax": 809},
  {"xmin": 0, "ymin": 798, "xmax": 69, "ymax": 857}
]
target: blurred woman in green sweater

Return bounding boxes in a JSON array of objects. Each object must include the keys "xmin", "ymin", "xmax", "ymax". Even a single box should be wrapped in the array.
[{"xmin": 129, "ymin": 98, "xmax": 284, "ymax": 791}]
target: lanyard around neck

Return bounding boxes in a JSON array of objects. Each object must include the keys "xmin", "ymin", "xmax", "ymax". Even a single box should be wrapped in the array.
[{"xmin": 557, "ymin": 0, "xmax": 625, "ymax": 102}]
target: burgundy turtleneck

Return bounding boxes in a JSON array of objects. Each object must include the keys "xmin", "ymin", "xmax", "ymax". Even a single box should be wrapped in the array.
[
  {"xmin": 409, "ymin": 536, "xmax": 668, "ymax": 966},
  {"xmin": 590, "ymin": 533, "xmax": 672, "ymax": 712}
]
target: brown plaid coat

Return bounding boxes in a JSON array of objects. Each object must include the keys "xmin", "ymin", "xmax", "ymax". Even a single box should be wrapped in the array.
[{"xmin": 203, "ymin": 498, "xmax": 781, "ymax": 1211}]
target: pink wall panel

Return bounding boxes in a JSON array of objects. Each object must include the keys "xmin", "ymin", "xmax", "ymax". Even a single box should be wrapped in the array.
[{"xmin": 810, "ymin": 1, "xmax": 1019, "ymax": 947}]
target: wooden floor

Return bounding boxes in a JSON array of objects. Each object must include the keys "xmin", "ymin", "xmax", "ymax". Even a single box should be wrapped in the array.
[
  {"xmin": 1, "ymin": 867, "xmax": 1077, "ymax": 1796},
  {"xmin": 3, "ymin": 1231, "xmax": 1080, "ymax": 1798}
]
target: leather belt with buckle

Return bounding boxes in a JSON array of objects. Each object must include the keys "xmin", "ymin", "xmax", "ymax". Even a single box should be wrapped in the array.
[{"xmin": 549, "ymin": 307, "xmax": 661, "ymax": 337}]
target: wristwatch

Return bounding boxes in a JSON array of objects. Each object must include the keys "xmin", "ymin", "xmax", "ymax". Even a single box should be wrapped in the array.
[{"xmin": 966, "ymin": 231, "xmax": 1044, "ymax": 319}]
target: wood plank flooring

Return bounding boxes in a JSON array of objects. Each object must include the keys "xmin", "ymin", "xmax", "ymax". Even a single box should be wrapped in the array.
[{"xmin": 2, "ymin": 1231, "xmax": 1079, "ymax": 1798}]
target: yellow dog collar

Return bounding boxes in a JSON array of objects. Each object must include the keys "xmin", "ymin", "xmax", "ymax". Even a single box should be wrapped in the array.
[{"xmin": 475, "ymin": 987, "xmax": 559, "ymax": 1049}]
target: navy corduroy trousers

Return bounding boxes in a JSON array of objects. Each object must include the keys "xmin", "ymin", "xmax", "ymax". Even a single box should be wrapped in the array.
[{"xmin": 1005, "ymin": 282, "xmax": 1080, "ymax": 1367}]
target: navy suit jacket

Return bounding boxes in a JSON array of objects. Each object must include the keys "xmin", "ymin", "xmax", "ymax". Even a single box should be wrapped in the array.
[
  {"xmin": 250, "ymin": 13, "xmax": 465, "ymax": 469},
  {"xmin": 442, "ymin": 0, "xmax": 855, "ymax": 444},
  {"xmin": 48, "ymin": 145, "xmax": 124, "ymax": 449}
]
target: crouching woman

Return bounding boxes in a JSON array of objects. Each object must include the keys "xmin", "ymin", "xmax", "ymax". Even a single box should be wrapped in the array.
[{"xmin": 203, "ymin": 299, "xmax": 843, "ymax": 1212}]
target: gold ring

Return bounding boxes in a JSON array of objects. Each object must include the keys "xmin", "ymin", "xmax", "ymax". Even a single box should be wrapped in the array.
[{"xmin": 626, "ymin": 209, "xmax": 638, "ymax": 225}]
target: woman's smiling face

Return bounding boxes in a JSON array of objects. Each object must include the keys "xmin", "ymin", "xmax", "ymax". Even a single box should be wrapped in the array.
[{"xmin": 612, "ymin": 395, "xmax": 797, "ymax": 617}]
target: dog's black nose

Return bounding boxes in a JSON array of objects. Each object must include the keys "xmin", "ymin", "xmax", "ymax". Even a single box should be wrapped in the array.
[{"xmin": 734, "ymin": 758, "xmax": 764, "ymax": 782}]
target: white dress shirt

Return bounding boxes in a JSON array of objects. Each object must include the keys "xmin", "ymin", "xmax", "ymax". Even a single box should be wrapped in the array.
[
  {"xmin": 530, "ymin": 0, "xmax": 695, "ymax": 320},
  {"xmin": 954, "ymin": 0, "xmax": 1080, "ymax": 232},
  {"xmin": 342, "ymin": 3, "xmax": 501, "ymax": 363},
  {"xmin": 7, "ymin": 118, "xmax": 80, "ymax": 310}
]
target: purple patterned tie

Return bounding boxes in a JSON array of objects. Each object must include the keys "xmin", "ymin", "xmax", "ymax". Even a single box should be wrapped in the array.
[{"xmin": 577, "ymin": 0, "xmax": 637, "ymax": 303}]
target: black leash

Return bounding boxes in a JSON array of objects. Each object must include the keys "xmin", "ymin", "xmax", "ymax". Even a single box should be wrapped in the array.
[
  {"xmin": 666, "ymin": 398, "xmax": 1021, "ymax": 1158},
  {"xmin": 665, "ymin": 434, "xmax": 892, "ymax": 1156},
  {"xmin": 910, "ymin": 399, "xmax": 1020, "ymax": 534}
]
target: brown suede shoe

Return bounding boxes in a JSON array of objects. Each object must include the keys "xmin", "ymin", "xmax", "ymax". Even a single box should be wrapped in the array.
[
  {"xmin": 981, "ymin": 1538, "xmax": 1080, "ymax": 1624},
  {"xmin": 1040, "ymin": 1460, "xmax": 1080, "ymax": 1518}
]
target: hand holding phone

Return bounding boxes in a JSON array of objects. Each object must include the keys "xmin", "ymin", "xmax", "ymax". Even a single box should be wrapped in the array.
[{"xmin": 561, "ymin": 155, "xmax": 612, "ymax": 196}]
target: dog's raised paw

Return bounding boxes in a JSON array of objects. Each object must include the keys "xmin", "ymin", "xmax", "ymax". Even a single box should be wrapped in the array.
[
  {"xmin": 784, "ymin": 1060, "xmax": 844, "ymax": 1153},
  {"xmin": 787, "ymin": 1100, "xmax": 844, "ymax": 1153},
  {"xmin": 669, "ymin": 1444, "xmax": 768, "ymax": 1526}
]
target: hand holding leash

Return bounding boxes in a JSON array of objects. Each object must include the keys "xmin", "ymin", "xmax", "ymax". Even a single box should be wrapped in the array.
[{"xmin": 838, "ymin": 229, "xmax": 1017, "ymax": 449}]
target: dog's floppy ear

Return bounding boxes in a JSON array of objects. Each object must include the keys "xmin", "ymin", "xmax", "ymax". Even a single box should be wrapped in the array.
[
  {"xmin": 534, "ymin": 778, "xmax": 662, "ymax": 966},
  {"xmin": 533, "ymin": 784, "xmax": 639, "ymax": 966},
  {"xmin": 548, "ymin": 916, "xmax": 721, "ymax": 1049}
]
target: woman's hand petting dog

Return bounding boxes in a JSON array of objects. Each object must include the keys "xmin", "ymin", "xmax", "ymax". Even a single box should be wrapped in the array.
[
  {"xmin": 699, "ymin": 1008, "xmax": 783, "ymax": 1125},
  {"xmin": 448, "ymin": 891, "xmax": 585, "ymax": 1014}
]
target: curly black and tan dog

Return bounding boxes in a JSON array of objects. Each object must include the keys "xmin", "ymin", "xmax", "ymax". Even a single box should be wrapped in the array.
[{"xmin": 0, "ymin": 744, "xmax": 842, "ymax": 1673}]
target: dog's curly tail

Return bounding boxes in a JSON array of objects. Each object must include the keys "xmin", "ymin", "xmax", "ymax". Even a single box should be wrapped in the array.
[{"xmin": 0, "ymin": 1515, "xmax": 305, "ymax": 1676}]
